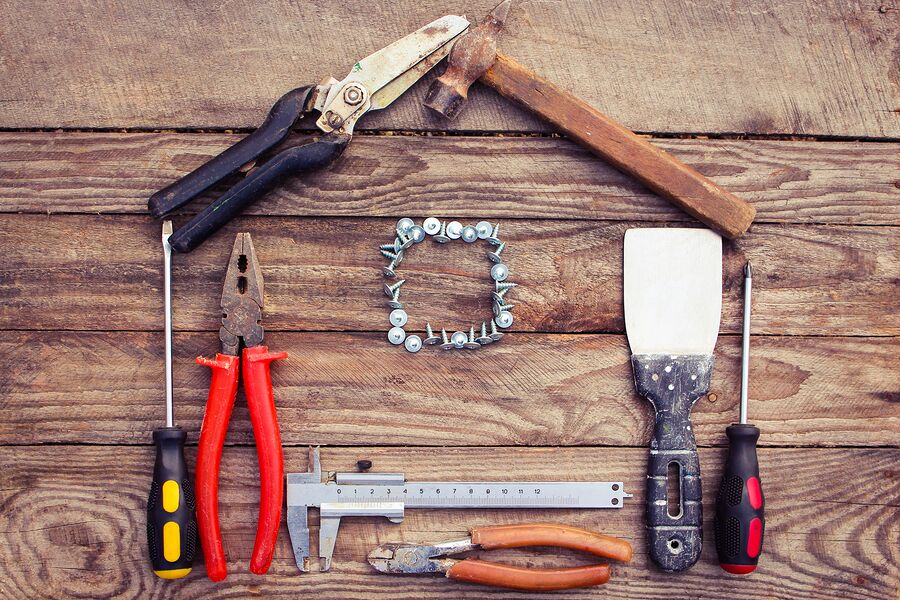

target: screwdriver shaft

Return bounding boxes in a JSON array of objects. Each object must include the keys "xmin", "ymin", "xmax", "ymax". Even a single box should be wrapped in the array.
[
  {"xmin": 163, "ymin": 221, "xmax": 174, "ymax": 428},
  {"xmin": 740, "ymin": 262, "xmax": 751, "ymax": 425}
]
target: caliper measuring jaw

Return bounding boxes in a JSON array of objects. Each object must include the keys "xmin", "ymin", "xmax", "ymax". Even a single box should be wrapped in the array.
[
  {"xmin": 287, "ymin": 447, "xmax": 407, "ymax": 572},
  {"xmin": 286, "ymin": 446, "xmax": 631, "ymax": 573}
]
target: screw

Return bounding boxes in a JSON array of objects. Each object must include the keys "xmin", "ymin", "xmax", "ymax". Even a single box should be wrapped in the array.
[
  {"xmin": 380, "ymin": 242, "xmax": 398, "ymax": 253},
  {"xmin": 386, "ymin": 288, "xmax": 403, "ymax": 310},
  {"xmin": 486, "ymin": 223, "xmax": 502, "ymax": 245},
  {"xmin": 409, "ymin": 225, "xmax": 426, "ymax": 243},
  {"xmin": 487, "ymin": 241, "xmax": 506, "ymax": 264},
  {"xmin": 493, "ymin": 302, "xmax": 515, "ymax": 317},
  {"xmin": 440, "ymin": 328, "xmax": 454, "ymax": 350},
  {"xmin": 389, "ymin": 308, "xmax": 408, "ymax": 327},
  {"xmin": 424, "ymin": 323, "xmax": 441, "ymax": 345},
  {"xmin": 446, "ymin": 221, "xmax": 463, "ymax": 240},
  {"xmin": 464, "ymin": 326, "xmax": 481, "ymax": 349},
  {"xmin": 496, "ymin": 281, "xmax": 518, "ymax": 292},
  {"xmin": 490, "ymin": 263, "xmax": 509, "ymax": 282},
  {"xmin": 380, "ymin": 249, "xmax": 401, "ymax": 262},
  {"xmin": 433, "ymin": 221, "xmax": 450, "ymax": 243},
  {"xmin": 475, "ymin": 221, "xmax": 493, "ymax": 239},
  {"xmin": 396, "ymin": 217, "xmax": 415, "ymax": 235},
  {"xmin": 491, "ymin": 285, "xmax": 515, "ymax": 304},
  {"xmin": 325, "ymin": 111, "xmax": 343, "ymax": 128},
  {"xmin": 382, "ymin": 259, "xmax": 399, "ymax": 278},
  {"xmin": 489, "ymin": 319, "xmax": 504, "ymax": 341},
  {"xmin": 476, "ymin": 322, "xmax": 493, "ymax": 345},
  {"xmin": 387, "ymin": 326, "xmax": 406, "ymax": 345},
  {"xmin": 496, "ymin": 311, "xmax": 514, "ymax": 328},
  {"xmin": 423, "ymin": 217, "xmax": 441, "ymax": 235},
  {"xmin": 461, "ymin": 225, "xmax": 478, "ymax": 243},
  {"xmin": 343, "ymin": 84, "xmax": 364, "ymax": 105},
  {"xmin": 451, "ymin": 331, "xmax": 468, "ymax": 348},
  {"xmin": 404, "ymin": 335, "xmax": 423, "ymax": 353},
  {"xmin": 383, "ymin": 279, "xmax": 405, "ymax": 298},
  {"xmin": 396, "ymin": 231, "xmax": 414, "ymax": 251}
]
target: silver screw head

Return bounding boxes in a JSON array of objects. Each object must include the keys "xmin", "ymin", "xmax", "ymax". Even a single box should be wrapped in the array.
[
  {"xmin": 396, "ymin": 218, "xmax": 415, "ymax": 235},
  {"xmin": 486, "ymin": 222, "xmax": 502, "ymax": 245},
  {"xmin": 410, "ymin": 226, "xmax": 426, "ymax": 243},
  {"xmin": 487, "ymin": 241, "xmax": 506, "ymax": 264},
  {"xmin": 382, "ymin": 262, "xmax": 397, "ymax": 278},
  {"xmin": 386, "ymin": 299, "xmax": 403, "ymax": 310},
  {"xmin": 383, "ymin": 279, "xmax": 405, "ymax": 297},
  {"xmin": 446, "ymin": 221, "xmax": 463, "ymax": 239},
  {"xmin": 388, "ymin": 326, "xmax": 407, "ymax": 345},
  {"xmin": 475, "ymin": 221, "xmax": 493, "ymax": 239},
  {"xmin": 492, "ymin": 302, "xmax": 515, "ymax": 317},
  {"xmin": 490, "ymin": 263, "xmax": 509, "ymax": 282},
  {"xmin": 489, "ymin": 320, "xmax": 504, "ymax": 341},
  {"xmin": 496, "ymin": 311, "xmax": 514, "ymax": 328},
  {"xmin": 461, "ymin": 226, "xmax": 478, "ymax": 243},
  {"xmin": 343, "ymin": 84, "xmax": 364, "ymax": 105},
  {"xmin": 451, "ymin": 331, "xmax": 468, "ymax": 348},
  {"xmin": 396, "ymin": 233, "xmax": 414, "ymax": 251},
  {"xmin": 423, "ymin": 217, "xmax": 441, "ymax": 235},
  {"xmin": 404, "ymin": 335, "xmax": 423, "ymax": 353},
  {"xmin": 389, "ymin": 309, "xmax": 408, "ymax": 327}
]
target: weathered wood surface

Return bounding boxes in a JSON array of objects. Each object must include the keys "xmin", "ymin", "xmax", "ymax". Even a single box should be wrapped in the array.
[
  {"xmin": 1, "ymin": 331, "xmax": 896, "ymax": 447},
  {"xmin": 1, "ymin": 446, "xmax": 897, "ymax": 600},
  {"xmin": 2, "ymin": 133, "xmax": 898, "ymax": 225},
  {"xmin": 2, "ymin": 214, "xmax": 896, "ymax": 336},
  {"xmin": 0, "ymin": 1, "xmax": 897, "ymax": 136}
]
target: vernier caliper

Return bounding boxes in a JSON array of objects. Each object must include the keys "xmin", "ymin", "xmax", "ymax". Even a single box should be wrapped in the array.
[{"xmin": 286, "ymin": 447, "xmax": 632, "ymax": 572}]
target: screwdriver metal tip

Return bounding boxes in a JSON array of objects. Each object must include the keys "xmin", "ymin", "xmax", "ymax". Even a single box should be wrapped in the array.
[{"xmin": 744, "ymin": 261, "xmax": 752, "ymax": 278}]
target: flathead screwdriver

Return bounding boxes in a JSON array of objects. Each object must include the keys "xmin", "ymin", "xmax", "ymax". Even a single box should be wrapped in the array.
[
  {"xmin": 715, "ymin": 261, "xmax": 764, "ymax": 574},
  {"xmin": 147, "ymin": 220, "xmax": 197, "ymax": 579}
]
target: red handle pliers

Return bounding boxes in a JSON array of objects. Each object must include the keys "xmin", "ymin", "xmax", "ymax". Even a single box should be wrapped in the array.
[{"xmin": 194, "ymin": 232, "xmax": 287, "ymax": 581}]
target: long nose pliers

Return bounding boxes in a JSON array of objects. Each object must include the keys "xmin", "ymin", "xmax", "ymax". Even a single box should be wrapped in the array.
[
  {"xmin": 368, "ymin": 523, "xmax": 633, "ymax": 591},
  {"xmin": 194, "ymin": 232, "xmax": 287, "ymax": 581},
  {"xmin": 148, "ymin": 14, "xmax": 469, "ymax": 253}
]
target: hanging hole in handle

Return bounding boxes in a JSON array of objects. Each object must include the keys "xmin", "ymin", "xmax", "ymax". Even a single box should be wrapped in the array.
[
  {"xmin": 666, "ymin": 461, "xmax": 683, "ymax": 519},
  {"xmin": 667, "ymin": 537, "xmax": 683, "ymax": 554}
]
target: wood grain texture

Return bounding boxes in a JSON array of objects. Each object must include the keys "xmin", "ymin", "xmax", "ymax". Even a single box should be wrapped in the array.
[
  {"xmin": 0, "ymin": 1, "xmax": 896, "ymax": 136},
  {"xmin": 483, "ymin": 53, "xmax": 757, "ymax": 238},
  {"xmin": 0, "ymin": 331, "xmax": 896, "ymax": 447},
  {"xmin": 0, "ymin": 446, "xmax": 896, "ymax": 599},
  {"xmin": 1, "ymin": 214, "xmax": 896, "ymax": 336},
  {"xmin": 2, "ymin": 133, "xmax": 898, "ymax": 225}
]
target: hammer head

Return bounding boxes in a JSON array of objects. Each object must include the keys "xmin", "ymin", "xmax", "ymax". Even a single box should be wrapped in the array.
[{"xmin": 423, "ymin": 0, "xmax": 510, "ymax": 120}]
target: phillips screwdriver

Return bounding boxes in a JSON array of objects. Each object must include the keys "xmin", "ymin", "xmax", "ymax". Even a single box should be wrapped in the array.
[
  {"xmin": 146, "ymin": 220, "xmax": 197, "ymax": 579},
  {"xmin": 715, "ymin": 261, "xmax": 765, "ymax": 574}
]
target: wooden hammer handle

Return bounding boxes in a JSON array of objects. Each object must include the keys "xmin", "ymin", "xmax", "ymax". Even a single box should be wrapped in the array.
[{"xmin": 481, "ymin": 53, "xmax": 755, "ymax": 238}]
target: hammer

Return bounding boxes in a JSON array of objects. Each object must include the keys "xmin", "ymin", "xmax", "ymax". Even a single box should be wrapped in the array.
[{"xmin": 424, "ymin": 0, "xmax": 755, "ymax": 239}]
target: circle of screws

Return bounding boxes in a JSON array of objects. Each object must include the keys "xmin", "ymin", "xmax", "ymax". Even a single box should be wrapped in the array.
[{"xmin": 379, "ymin": 218, "xmax": 516, "ymax": 352}]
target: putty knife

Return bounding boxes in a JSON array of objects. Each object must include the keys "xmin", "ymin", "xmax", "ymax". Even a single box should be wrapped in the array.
[{"xmin": 624, "ymin": 228, "xmax": 722, "ymax": 572}]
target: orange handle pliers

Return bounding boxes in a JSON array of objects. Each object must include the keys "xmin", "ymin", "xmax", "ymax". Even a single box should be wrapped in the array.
[
  {"xmin": 368, "ymin": 523, "xmax": 633, "ymax": 591},
  {"xmin": 194, "ymin": 233, "xmax": 287, "ymax": 582}
]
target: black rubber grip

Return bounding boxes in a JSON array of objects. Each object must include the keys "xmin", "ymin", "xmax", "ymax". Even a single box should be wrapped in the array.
[
  {"xmin": 167, "ymin": 134, "xmax": 349, "ymax": 252},
  {"xmin": 715, "ymin": 424, "xmax": 765, "ymax": 574},
  {"xmin": 632, "ymin": 354, "xmax": 711, "ymax": 572},
  {"xmin": 148, "ymin": 85, "xmax": 316, "ymax": 219},
  {"xmin": 147, "ymin": 427, "xmax": 197, "ymax": 578}
]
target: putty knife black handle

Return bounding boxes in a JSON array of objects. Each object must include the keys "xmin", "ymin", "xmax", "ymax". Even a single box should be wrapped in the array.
[{"xmin": 632, "ymin": 354, "xmax": 711, "ymax": 572}]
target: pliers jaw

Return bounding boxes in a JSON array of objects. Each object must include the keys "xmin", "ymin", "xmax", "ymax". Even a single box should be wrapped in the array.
[
  {"xmin": 367, "ymin": 539, "xmax": 476, "ymax": 574},
  {"xmin": 219, "ymin": 232, "xmax": 265, "ymax": 355}
]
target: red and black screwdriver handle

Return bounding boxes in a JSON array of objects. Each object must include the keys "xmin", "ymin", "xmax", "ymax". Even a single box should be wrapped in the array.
[
  {"xmin": 148, "ymin": 85, "xmax": 349, "ymax": 253},
  {"xmin": 194, "ymin": 346, "xmax": 287, "ymax": 582},
  {"xmin": 714, "ymin": 423, "xmax": 765, "ymax": 574}
]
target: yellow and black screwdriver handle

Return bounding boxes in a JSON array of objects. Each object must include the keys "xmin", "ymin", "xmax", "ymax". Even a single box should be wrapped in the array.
[{"xmin": 147, "ymin": 427, "xmax": 197, "ymax": 579}]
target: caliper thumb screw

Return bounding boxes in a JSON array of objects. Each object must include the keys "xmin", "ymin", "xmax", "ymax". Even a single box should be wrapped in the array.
[{"xmin": 357, "ymin": 460, "xmax": 373, "ymax": 471}]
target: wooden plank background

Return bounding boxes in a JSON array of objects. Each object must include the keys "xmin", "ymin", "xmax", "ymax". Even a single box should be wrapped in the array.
[{"xmin": 0, "ymin": 1, "xmax": 897, "ymax": 599}]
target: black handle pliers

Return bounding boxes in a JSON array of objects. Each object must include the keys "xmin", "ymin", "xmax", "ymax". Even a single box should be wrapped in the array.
[{"xmin": 149, "ymin": 15, "xmax": 469, "ymax": 253}]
